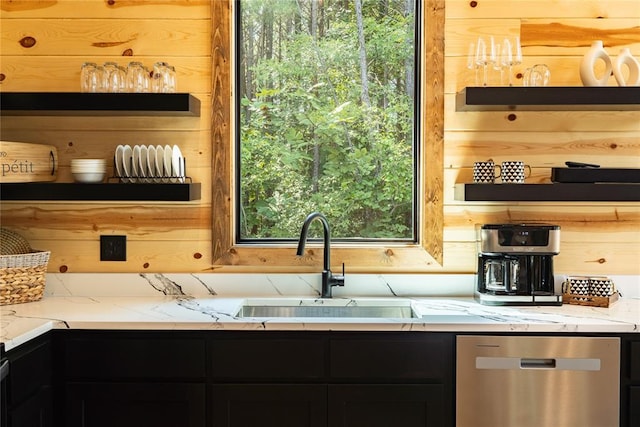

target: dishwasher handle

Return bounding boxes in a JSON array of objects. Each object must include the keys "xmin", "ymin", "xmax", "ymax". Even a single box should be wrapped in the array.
[
  {"xmin": 520, "ymin": 358, "xmax": 556, "ymax": 369},
  {"xmin": 476, "ymin": 356, "xmax": 601, "ymax": 371}
]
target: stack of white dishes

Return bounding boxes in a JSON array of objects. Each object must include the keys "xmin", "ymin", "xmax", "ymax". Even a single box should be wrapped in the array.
[
  {"xmin": 71, "ymin": 159, "xmax": 106, "ymax": 183},
  {"xmin": 114, "ymin": 144, "xmax": 185, "ymax": 183}
]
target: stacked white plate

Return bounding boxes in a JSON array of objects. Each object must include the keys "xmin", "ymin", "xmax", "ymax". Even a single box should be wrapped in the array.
[
  {"xmin": 71, "ymin": 158, "xmax": 106, "ymax": 183},
  {"xmin": 114, "ymin": 144, "xmax": 185, "ymax": 183}
]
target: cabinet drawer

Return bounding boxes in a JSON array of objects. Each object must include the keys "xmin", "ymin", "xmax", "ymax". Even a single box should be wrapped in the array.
[
  {"xmin": 330, "ymin": 333, "xmax": 453, "ymax": 381},
  {"xmin": 62, "ymin": 332, "xmax": 206, "ymax": 380},
  {"xmin": 209, "ymin": 334, "xmax": 326, "ymax": 380}
]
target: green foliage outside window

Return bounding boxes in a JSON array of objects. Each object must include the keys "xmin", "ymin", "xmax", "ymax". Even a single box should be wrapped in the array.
[{"xmin": 238, "ymin": 0, "xmax": 417, "ymax": 240}]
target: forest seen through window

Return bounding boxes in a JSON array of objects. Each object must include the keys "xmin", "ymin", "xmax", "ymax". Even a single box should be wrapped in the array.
[{"xmin": 237, "ymin": 0, "xmax": 418, "ymax": 241}]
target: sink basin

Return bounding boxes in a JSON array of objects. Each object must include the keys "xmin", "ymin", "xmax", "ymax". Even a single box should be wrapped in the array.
[{"xmin": 235, "ymin": 298, "xmax": 418, "ymax": 319}]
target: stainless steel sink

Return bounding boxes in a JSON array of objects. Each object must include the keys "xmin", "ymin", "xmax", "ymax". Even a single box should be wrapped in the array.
[{"xmin": 235, "ymin": 298, "xmax": 418, "ymax": 319}]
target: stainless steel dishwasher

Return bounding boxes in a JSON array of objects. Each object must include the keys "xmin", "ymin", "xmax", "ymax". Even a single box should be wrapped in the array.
[{"xmin": 456, "ymin": 335, "xmax": 620, "ymax": 427}]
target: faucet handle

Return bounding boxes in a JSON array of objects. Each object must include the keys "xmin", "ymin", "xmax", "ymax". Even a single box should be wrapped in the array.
[{"xmin": 334, "ymin": 263, "xmax": 345, "ymax": 287}]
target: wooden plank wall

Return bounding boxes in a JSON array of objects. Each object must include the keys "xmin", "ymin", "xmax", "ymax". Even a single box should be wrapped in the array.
[
  {"xmin": 443, "ymin": 0, "xmax": 640, "ymax": 275},
  {"xmin": 1, "ymin": 0, "xmax": 639, "ymax": 276},
  {"xmin": 0, "ymin": 0, "xmax": 214, "ymax": 273}
]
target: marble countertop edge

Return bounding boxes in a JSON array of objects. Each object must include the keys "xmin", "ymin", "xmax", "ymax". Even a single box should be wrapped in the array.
[{"xmin": 2, "ymin": 295, "xmax": 638, "ymax": 352}]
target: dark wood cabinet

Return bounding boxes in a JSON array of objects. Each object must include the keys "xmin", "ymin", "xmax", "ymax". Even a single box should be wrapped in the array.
[
  {"xmin": 65, "ymin": 382, "xmax": 206, "ymax": 427},
  {"xmin": 4, "ymin": 334, "xmax": 52, "ymax": 427},
  {"xmin": 329, "ymin": 334, "xmax": 451, "ymax": 381},
  {"xmin": 60, "ymin": 332, "xmax": 206, "ymax": 381},
  {"xmin": 207, "ymin": 331, "xmax": 454, "ymax": 427},
  {"xmin": 328, "ymin": 384, "xmax": 446, "ymax": 427},
  {"xmin": 630, "ymin": 387, "xmax": 640, "ymax": 427},
  {"xmin": 5, "ymin": 329, "xmax": 638, "ymax": 426},
  {"xmin": 2, "ymin": 329, "xmax": 454, "ymax": 427},
  {"xmin": 208, "ymin": 334, "xmax": 326, "ymax": 381},
  {"xmin": 7, "ymin": 385, "xmax": 53, "ymax": 427},
  {"xmin": 211, "ymin": 384, "xmax": 327, "ymax": 427},
  {"xmin": 327, "ymin": 333, "xmax": 453, "ymax": 427},
  {"xmin": 55, "ymin": 331, "xmax": 207, "ymax": 427}
]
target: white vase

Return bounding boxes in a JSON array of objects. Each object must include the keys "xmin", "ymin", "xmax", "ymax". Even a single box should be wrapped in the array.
[
  {"xmin": 580, "ymin": 40, "xmax": 612, "ymax": 86},
  {"xmin": 613, "ymin": 48, "xmax": 640, "ymax": 86}
]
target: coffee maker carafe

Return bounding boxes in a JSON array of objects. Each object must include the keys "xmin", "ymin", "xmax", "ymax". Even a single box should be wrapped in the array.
[{"xmin": 476, "ymin": 224, "xmax": 562, "ymax": 306}]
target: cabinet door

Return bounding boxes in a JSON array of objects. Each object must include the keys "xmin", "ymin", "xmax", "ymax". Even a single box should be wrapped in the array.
[
  {"xmin": 328, "ymin": 384, "xmax": 447, "ymax": 427},
  {"xmin": 7, "ymin": 335, "xmax": 52, "ymax": 405},
  {"xmin": 65, "ymin": 382, "xmax": 205, "ymax": 427},
  {"xmin": 211, "ymin": 384, "xmax": 327, "ymax": 427},
  {"xmin": 630, "ymin": 386, "xmax": 640, "ymax": 427},
  {"xmin": 8, "ymin": 385, "xmax": 53, "ymax": 427}
]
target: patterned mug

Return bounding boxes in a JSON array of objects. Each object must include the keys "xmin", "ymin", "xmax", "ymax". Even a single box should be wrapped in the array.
[
  {"xmin": 589, "ymin": 276, "xmax": 616, "ymax": 297},
  {"xmin": 473, "ymin": 160, "xmax": 501, "ymax": 183},
  {"xmin": 563, "ymin": 276, "xmax": 591, "ymax": 301},
  {"xmin": 500, "ymin": 161, "xmax": 531, "ymax": 183}
]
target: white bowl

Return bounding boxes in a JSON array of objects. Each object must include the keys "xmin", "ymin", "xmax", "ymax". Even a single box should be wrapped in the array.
[
  {"xmin": 71, "ymin": 158, "xmax": 105, "ymax": 166},
  {"xmin": 71, "ymin": 166, "xmax": 105, "ymax": 170},
  {"xmin": 71, "ymin": 159, "xmax": 106, "ymax": 174},
  {"xmin": 73, "ymin": 171, "xmax": 105, "ymax": 183}
]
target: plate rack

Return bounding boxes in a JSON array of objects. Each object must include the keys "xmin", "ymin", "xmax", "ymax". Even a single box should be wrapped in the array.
[{"xmin": 110, "ymin": 155, "xmax": 189, "ymax": 184}]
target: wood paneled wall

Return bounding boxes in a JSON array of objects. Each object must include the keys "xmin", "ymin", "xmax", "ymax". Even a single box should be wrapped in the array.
[
  {"xmin": 0, "ymin": 0, "xmax": 214, "ymax": 273},
  {"xmin": 1, "ymin": 0, "xmax": 639, "ymax": 276},
  {"xmin": 443, "ymin": 0, "xmax": 640, "ymax": 275}
]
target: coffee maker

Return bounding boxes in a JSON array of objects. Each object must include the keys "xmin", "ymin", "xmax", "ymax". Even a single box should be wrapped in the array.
[{"xmin": 476, "ymin": 223, "xmax": 562, "ymax": 306}]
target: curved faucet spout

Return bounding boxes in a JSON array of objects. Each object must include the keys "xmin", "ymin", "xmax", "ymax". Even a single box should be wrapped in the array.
[
  {"xmin": 296, "ymin": 212, "xmax": 344, "ymax": 298},
  {"xmin": 296, "ymin": 212, "xmax": 331, "ymax": 270}
]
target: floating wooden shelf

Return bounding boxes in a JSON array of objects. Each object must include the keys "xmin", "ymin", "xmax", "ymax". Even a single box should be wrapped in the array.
[
  {"xmin": 454, "ymin": 183, "xmax": 640, "ymax": 202},
  {"xmin": 0, "ymin": 92, "xmax": 200, "ymax": 116},
  {"xmin": 0, "ymin": 182, "xmax": 201, "ymax": 201},
  {"xmin": 456, "ymin": 86, "xmax": 640, "ymax": 111}
]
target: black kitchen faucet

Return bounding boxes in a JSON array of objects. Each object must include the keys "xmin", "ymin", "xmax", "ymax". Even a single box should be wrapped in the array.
[{"xmin": 296, "ymin": 212, "xmax": 345, "ymax": 298}]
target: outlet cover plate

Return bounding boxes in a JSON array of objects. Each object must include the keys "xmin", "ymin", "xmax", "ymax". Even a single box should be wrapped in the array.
[{"xmin": 100, "ymin": 235, "xmax": 127, "ymax": 261}]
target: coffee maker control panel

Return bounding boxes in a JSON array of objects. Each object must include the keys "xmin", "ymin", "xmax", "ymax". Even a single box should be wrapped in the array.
[{"xmin": 479, "ymin": 224, "xmax": 560, "ymax": 255}]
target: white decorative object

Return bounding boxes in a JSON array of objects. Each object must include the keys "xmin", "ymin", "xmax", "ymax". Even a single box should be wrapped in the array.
[
  {"xmin": 612, "ymin": 48, "xmax": 640, "ymax": 86},
  {"xmin": 580, "ymin": 40, "xmax": 612, "ymax": 86}
]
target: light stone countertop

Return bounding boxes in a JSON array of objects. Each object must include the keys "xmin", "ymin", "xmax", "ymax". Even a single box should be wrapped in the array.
[{"xmin": 1, "ymin": 273, "xmax": 638, "ymax": 352}]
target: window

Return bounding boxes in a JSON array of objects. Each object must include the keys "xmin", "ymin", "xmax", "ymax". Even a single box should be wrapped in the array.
[
  {"xmin": 211, "ymin": 0, "xmax": 444, "ymax": 270},
  {"xmin": 236, "ymin": 0, "xmax": 418, "ymax": 242}
]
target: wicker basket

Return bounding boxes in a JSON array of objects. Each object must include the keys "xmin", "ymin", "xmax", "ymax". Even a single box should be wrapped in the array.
[{"xmin": 0, "ymin": 228, "xmax": 50, "ymax": 305}]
